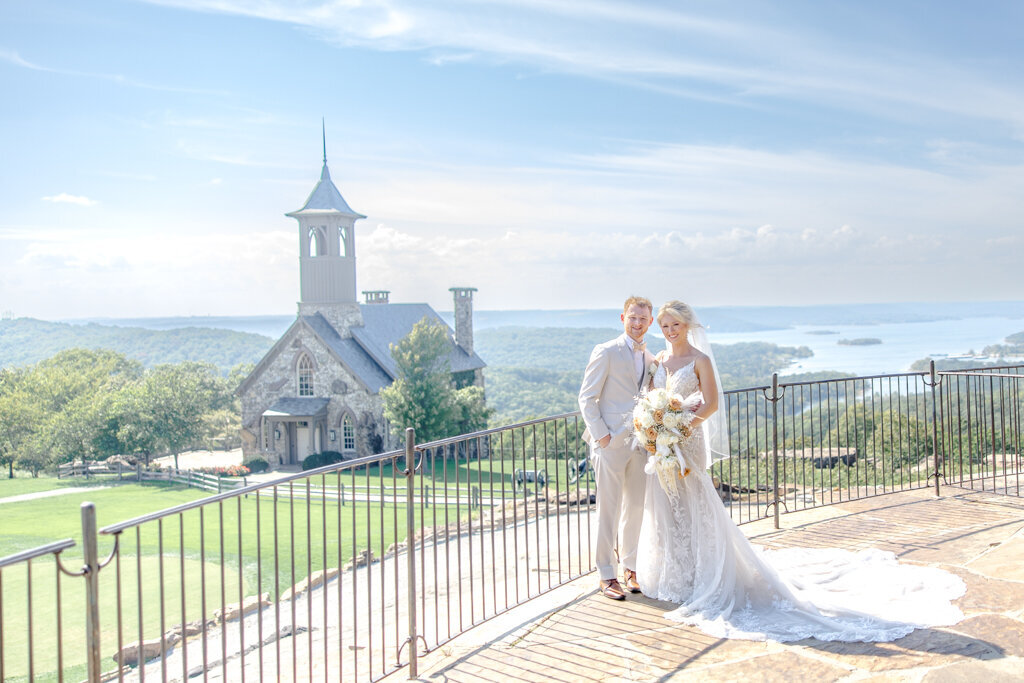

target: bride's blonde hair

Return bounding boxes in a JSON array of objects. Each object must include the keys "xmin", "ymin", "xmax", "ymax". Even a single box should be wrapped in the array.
[{"xmin": 657, "ymin": 300, "xmax": 701, "ymax": 329}]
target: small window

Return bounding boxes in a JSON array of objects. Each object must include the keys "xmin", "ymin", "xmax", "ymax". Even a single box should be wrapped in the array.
[
  {"xmin": 308, "ymin": 227, "xmax": 326, "ymax": 257},
  {"xmin": 298, "ymin": 354, "xmax": 314, "ymax": 396},
  {"xmin": 342, "ymin": 415, "xmax": 356, "ymax": 451}
]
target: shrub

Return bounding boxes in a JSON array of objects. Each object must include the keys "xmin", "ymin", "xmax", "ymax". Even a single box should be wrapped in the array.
[
  {"xmin": 301, "ymin": 450, "xmax": 345, "ymax": 471},
  {"xmin": 243, "ymin": 457, "xmax": 269, "ymax": 473}
]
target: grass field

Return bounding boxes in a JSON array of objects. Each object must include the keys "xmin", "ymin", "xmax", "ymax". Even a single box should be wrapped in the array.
[
  {"xmin": 0, "ymin": 473, "xmax": 471, "ymax": 681},
  {"xmin": 0, "ymin": 450, "xmax": 593, "ymax": 681}
]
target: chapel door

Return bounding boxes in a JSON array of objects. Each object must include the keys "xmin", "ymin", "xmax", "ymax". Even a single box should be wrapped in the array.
[{"xmin": 296, "ymin": 421, "xmax": 313, "ymax": 461}]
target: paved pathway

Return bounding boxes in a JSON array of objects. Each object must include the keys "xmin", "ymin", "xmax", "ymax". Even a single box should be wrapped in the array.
[
  {"xmin": 405, "ymin": 486, "xmax": 1024, "ymax": 682},
  {"xmin": 0, "ymin": 486, "xmax": 108, "ymax": 506}
]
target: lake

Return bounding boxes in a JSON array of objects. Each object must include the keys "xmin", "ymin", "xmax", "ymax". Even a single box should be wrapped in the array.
[
  {"xmin": 73, "ymin": 302, "xmax": 1024, "ymax": 377},
  {"xmin": 690, "ymin": 317, "xmax": 1024, "ymax": 375}
]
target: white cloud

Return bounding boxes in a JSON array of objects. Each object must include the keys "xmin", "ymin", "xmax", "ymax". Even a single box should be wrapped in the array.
[
  {"xmin": 6, "ymin": 134, "xmax": 1024, "ymax": 316},
  {"xmin": 0, "ymin": 47, "xmax": 225, "ymax": 94},
  {"xmin": 134, "ymin": 1, "xmax": 1024, "ymax": 130},
  {"xmin": 42, "ymin": 193, "xmax": 98, "ymax": 207},
  {"xmin": 1, "ymin": 229, "xmax": 298, "ymax": 318}
]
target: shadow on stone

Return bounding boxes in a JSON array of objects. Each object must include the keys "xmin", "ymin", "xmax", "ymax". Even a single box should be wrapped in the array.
[{"xmin": 799, "ymin": 626, "xmax": 1005, "ymax": 672}]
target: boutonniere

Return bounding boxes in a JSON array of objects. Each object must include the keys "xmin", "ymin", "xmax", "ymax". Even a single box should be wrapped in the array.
[{"xmin": 645, "ymin": 361, "xmax": 658, "ymax": 383}]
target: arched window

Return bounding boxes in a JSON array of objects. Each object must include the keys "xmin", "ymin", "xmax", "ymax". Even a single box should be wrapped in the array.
[
  {"xmin": 342, "ymin": 415, "xmax": 356, "ymax": 451},
  {"xmin": 338, "ymin": 226, "xmax": 348, "ymax": 257},
  {"xmin": 308, "ymin": 227, "xmax": 326, "ymax": 257},
  {"xmin": 297, "ymin": 354, "xmax": 314, "ymax": 396}
]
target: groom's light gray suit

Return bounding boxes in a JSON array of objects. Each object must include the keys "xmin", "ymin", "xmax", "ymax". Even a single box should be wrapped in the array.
[{"xmin": 578, "ymin": 333, "xmax": 653, "ymax": 581}]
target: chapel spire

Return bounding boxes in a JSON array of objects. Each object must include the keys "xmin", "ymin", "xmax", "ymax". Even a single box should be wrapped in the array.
[{"xmin": 287, "ymin": 127, "xmax": 365, "ymax": 316}]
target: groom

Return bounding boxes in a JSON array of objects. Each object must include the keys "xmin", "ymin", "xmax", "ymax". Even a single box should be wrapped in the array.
[{"xmin": 579, "ymin": 296, "xmax": 655, "ymax": 600}]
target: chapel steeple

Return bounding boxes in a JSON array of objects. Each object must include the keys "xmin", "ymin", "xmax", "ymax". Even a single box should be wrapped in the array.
[{"xmin": 286, "ymin": 129, "xmax": 366, "ymax": 322}]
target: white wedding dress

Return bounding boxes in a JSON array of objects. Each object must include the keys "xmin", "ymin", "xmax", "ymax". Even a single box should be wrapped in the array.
[{"xmin": 635, "ymin": 361, "xmax": 966, "ymax": 642}]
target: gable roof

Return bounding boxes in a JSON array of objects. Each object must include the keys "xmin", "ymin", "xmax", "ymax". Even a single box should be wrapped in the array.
[
  {"xmin": 238, "ymin": 304, "xmax": 487, "ymax": 398},
  {"xmin": 235, "ymin": 317, "xmax": 305, "ymax": 395},
  {"xmin": 354, "ymin": 303, "xmax": 487, "ymax": 378},
  {"xmin": 301, "ymin": 312, "xmax": 393, "ymax": 393},
  {"xmin": 285, "ymin": 163, "xmax": 365, "ymax": 219}
]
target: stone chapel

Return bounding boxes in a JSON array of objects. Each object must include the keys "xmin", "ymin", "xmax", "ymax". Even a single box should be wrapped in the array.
[{"xmin": 237, "ymin": 149, "xmax": 486, "ymax": 465}]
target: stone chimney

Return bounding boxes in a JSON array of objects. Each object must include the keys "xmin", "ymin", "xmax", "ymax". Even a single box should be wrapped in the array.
[
  {"xmin": 362, "ymin": 290, "xmax": 390, "ymax": 304},
  {"xmin": 449, "ymin": 287, "xmax": 477, "ymax": 354}
]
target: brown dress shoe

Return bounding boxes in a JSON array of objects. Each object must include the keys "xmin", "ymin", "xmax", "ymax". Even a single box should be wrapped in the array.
[
  {"xmin": 623, "ymin": 569, "xmax": 642, "ymax": 594},
  {"xmin": 599, "ymin": 578, "xmax": 626, "ymax": 600}
]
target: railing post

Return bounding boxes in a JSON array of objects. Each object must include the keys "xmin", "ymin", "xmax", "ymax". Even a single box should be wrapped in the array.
[
  {"xmin": 405, "ymin": 427, "xmax": 419, "ymax": 679},
  {"xmin": 771, "ymin": 373, "xmax": 781, "ymax": 529},
  {"xmin": 929, "ymin": 360, "xmax": 942, "ymax": 497},
  {"xmin": 81, "ymin": 502, "xmax": 102, "ymax": 683}
]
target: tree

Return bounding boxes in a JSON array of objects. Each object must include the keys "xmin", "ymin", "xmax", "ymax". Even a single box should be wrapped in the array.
[
  {"xmin": 381, "ymin": 317, "xmax": 492, "ymax": 443},
  {"xmin": 116, "ymin": 362, "xmax": 228, "ymax": 470},
  {"xmin": 3, "ymin": 349, "xmax": 142, "ymax": 472},
  {"xmin": 451, "ymin": 385, "xmax": 492, "ymax": 435},
  {"xmin": 0, "ymin": 348, "xmax": 239, "ymax": 475},
  {"xmin": 0, "ymin": 368, "xmax": 34, "ymax": 477}
]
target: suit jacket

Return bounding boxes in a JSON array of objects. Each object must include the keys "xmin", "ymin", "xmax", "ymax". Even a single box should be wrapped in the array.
[{"xmin": 578, "ymin": 334, "xmax": 655, "ymax": 449}]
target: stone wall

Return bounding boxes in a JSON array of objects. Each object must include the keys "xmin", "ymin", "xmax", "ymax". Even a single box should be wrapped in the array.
[
  {"xmin": 297, "ymin": 301, "xmax": 363, "ymax": 331},
  {"xmin": 240, "ymin": 325, "xmax": 391, "ymax": 461}
]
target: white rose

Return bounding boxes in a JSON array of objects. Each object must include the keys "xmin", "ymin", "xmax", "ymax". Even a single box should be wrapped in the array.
[{"xmin": 649, "ymin": 389, "xmax": 670, "ymax": 410}]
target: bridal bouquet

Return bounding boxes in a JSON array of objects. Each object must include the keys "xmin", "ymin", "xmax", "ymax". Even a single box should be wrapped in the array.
[{"xmin": 632, "ymin": 387, "xmax": 702, "ymax": 488}]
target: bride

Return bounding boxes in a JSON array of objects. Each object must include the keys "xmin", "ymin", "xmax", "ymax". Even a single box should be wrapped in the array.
[{"xmin": 634, "ymin": 300, "xmax": 965, "ymax": 642}]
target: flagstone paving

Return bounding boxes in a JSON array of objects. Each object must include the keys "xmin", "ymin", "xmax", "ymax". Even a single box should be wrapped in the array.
[{"xmin": 404, "ymin": 486, "xmax": 1024, "ymax": 682}]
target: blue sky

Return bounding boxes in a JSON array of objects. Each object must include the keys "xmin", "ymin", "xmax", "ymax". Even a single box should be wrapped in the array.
[{"xmin": 2, "ymin": 1, "xmax": 1022, "ymax": 319}]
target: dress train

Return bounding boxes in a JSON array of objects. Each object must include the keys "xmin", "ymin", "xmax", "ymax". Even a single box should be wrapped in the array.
[{"xmin": 635, "ymin": 363, "xmax": 964, "ymax": 642}]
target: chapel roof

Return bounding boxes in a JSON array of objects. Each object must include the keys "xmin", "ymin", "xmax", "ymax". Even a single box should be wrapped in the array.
[
  {"xmin": 301, "ymin": 313, "xmax": 393, "ymax": 393},
  {"xmin": 285, "ymin": 163, "xmax": 366, "ymax": 219},
  {"xmin": 238, "ymin": 305, "xmax": 486, "ymax": 397},
  {"xmin": 354, "ymin": 303, "xmax": 487, "ymax": 378}
]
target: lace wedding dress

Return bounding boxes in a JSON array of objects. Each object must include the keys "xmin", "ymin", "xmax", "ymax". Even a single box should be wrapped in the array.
[{"xmin": 635, "ymin": 362, "xmax": 965, "ymax": 642}]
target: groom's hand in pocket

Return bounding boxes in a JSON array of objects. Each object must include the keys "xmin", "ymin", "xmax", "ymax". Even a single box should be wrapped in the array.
[{"xmin": 598, "ymin": 434, "xmax": 612, "ymax": 448}]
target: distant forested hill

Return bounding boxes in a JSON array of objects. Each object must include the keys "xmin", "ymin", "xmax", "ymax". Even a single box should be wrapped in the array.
[
  {"xmin": 476, "ymin": 327, "xmax": 815, "ymax": 386},
  {"xmin": 0, "ymin": 318, "xmax": 274, "ymax": 372},
  {"xmin": 476, "ymin": 327, "xmax": 828, "ymax": 423},
  {"xmin": 475, "ymin": 326, "xmax": 621, "ymax": 371}
]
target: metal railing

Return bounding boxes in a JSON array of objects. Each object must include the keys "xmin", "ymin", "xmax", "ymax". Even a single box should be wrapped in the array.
[
  {"xmin": 1, "ymin": 364, "xmax": 1021, "ymax": 681},
  {"xmin": 937, "ymin": 367, "xmax": 1024, "ymax": 496}
]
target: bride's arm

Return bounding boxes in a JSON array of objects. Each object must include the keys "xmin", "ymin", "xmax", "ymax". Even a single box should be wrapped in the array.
[{"xmin": 691, "ymin": 354, "xmax": 719, "ymax": 424}]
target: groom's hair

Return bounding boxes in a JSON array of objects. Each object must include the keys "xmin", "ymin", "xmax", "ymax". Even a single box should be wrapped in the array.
[{"xmin": 622, "ymin": 296, "xmax": 653, "ymax": 314}]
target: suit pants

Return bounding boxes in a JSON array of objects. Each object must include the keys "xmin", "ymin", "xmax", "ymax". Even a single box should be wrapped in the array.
[{"xmin": 592, "ymin": 442, "xmax": 647, "ymax": 581}]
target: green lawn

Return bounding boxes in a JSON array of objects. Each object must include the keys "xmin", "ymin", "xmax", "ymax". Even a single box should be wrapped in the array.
[{"xmin": 0, "ymin": 476, "xmax": 466, "ymax": 681}]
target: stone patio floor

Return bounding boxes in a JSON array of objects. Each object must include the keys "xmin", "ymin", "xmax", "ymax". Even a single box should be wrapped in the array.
[{"xmin": 402, "ymin": 486, "xmax": 1024, "ymax": 682}]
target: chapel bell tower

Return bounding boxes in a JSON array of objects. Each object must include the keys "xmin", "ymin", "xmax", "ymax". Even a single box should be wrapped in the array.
[{"xmin": 286, "ymin": 129, "xmax": 366, "ymax": 328}]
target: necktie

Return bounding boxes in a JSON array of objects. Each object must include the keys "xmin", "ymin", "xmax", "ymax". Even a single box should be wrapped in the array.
[{"xmin": 634, "ymin": 340, "xmax": 646, "ymax": 386}]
